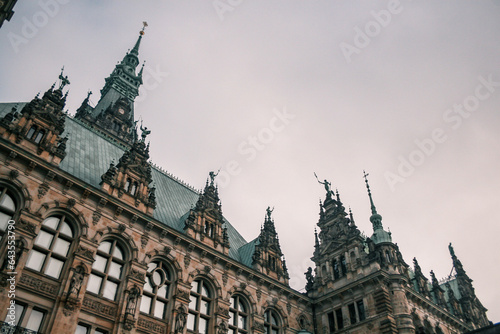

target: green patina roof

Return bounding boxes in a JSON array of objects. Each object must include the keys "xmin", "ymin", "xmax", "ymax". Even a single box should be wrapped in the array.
[{"xmin": 0, "ymin": 102, "xmax": 250, "ymax": 264}]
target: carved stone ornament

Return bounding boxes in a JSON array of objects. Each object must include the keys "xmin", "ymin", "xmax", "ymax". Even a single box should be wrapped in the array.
[
  {"xmin": 252, "ymin": 322, "xmax": 265, "ymax": 332},
  {"xmin": 75, "ymin": 246, "xmax": 95, "ymax": 261},
  {"xmin": 141, "ymin": 235, "xmax": 148, "ymax": 249},
  {"xmin": 92, "ymin": 211, "xmax": 101, "ymax": 225},
  {"xmin": 67, "ymin": 198, "xmax": 76, "ymax": 209},
  {"xmin": 218, "ymin": 321, "xmax": 228, "ymax": 334},
  {"xmin": 129, "ymin": 268, "xmax": 145, "ymax": 282},
  {"xmin": 175, "ymin": 289, "xmax": 190, "ymax": 302},
  {"xmin": 184, "ymin": 254, "xmax": 191, "ymax": 269},
  {"xmin": 9, "ymin": 169, "xmax": 19, "ymax": 180},
  {"xmin": 17, "ymin": 219, "xmax": 37, "ymax": 235},
  {"xmin": 63, "ymin": 296, "xmax": 80, "ymax": 317},
  {"xmin": 175, "ymin": 307, "xmax": 187, "ymax": 333},
  {"xmin": 222, "ymin": 272, "xmax": 229, "ymax": 287},
  {"xmin": 37, "ymin": 183, "xmax": 49, "ymax": 199}
]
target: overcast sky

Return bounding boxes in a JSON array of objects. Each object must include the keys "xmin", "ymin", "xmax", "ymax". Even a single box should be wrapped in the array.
[{"xmin": 1, "ymin": 0, "xmax": 499, "ymax": 323}]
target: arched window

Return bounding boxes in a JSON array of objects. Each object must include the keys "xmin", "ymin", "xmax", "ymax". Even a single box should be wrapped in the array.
[
  {"xmin": 264, "ymin": 309, "xmax": 281, "ymax": 334},
  {"xmin": 140, "ymin": 261, "xmax": 172, "ymax": 319},
  {"xmin": 25, "ymin": 215, "xmax": 74, "ymax": 279},
  {"xmin": 229, "ymin": 294, "xmax": 249, "ymax": 333},
  {"xmin": 87, "ymin": 240, "xmax": 125, "ymax": 301},
  {"xmin": 187, "ymin": 279, "xmax": 213, "ymax": 334},
  {"xmin": 0, "ymin": 187, "xmax": 17, "ymax": 241}
]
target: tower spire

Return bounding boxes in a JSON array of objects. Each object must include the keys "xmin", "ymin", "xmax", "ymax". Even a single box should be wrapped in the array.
[
  {"xmin": 363, "ymin": 171, "xmax": 392, "ymax": 243},
  {"xmin": 363, "ymin": 170, "xmax": 378, "ymax": 216}
]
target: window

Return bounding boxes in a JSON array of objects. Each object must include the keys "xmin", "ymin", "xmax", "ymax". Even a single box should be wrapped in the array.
[
  {"xmin": 130, "ymin": 182, "xmax": 138, "ymax": 196},
  {"xmin": 229, "ymin": 295, "xmax": 249, "ymax": 333},
  {"xmin": 356, "ymin": 300, "xmax": 366, "ymax": 321},
  {"xmin": 264, "ymin": 309, "xmax": 281, "ymax": 334},
  {"xmin": 75, "ymin": 323, "xmax": 108, "ymax": 334},
  {"xmin": 87, "ymin": 240, "xmax": 125, "ymax": 301},
  {"xmin": 140, "ymin": 261, "xmax": 172, "ymax": 319},
  {"xmin": 348, "ymin": 303, "xmax": 356, "ymax": 325},
  {"xmin": 335, "ymin": 308, "xmax": 344, "ymax": 330},
  {"xmin": 340, "ymin": 255, "xmax": 347, "ymax": 275},
  {"xmin": 204, "ymin": 222, "xmax": 214, "ymax": 238},
  {"xmin": 34, "ymin": 130, "xmax": 45, "ymax": 144},
  {"xmin": 125, "ymin": 179, "xmax": 131, "ymax": 192},
  {"xmin": 327, "ymin": 311, "xmax": 335, "ymax": 333},
  {"xmin": 25, "ymin": 215, "xmax": 74, "ymax": 279},
  {"xmin": 332, "ymin": 259, "xmax": 340, "ymax": 280},
  {"xmin": 0, "ymin": 187, "xmax": 16, "ymax": 241},
  {"xmin": 2, "ymin": 303, "xmax": 46, "ymax": 333},
  {"xmin": 26, "ymin": 126, "xmax": 37, "ymax": 140},
  {"xmin": 187, "ymin": 279, "xmax": 212, "ymax": 334}
]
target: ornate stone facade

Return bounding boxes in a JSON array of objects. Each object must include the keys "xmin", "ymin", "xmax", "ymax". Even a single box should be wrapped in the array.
[{"xmin": 0, "ymin": 27, "xmax": 491, "ymax": 334}]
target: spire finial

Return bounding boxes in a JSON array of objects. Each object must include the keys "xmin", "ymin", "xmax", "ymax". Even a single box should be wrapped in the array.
[
  {"xmin": 349, "ymin": 207, "xmax": 356, "ymax": 226},
  {"xmin": 363, "ymin": 170, "xmax": 377, "ymax": 215},
  {"xmin": 140, "ymin": 21, "xmax": 148, "ymax": 35},
  {"xmin": 58, "ymin": 66, "xmax": 70, "ymax": 91}
]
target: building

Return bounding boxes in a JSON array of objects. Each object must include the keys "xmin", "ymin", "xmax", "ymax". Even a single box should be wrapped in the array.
[
  {"xmin": 0, "ymin": 27, "xmax": 492, "ymax": 334},
  {"xmin": 0, "ymin": 0, "xmax": 17, "ymax": 28}
]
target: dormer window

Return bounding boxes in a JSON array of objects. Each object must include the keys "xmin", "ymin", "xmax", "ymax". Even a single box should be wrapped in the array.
[
  {"xmin": 204, "ymin": 222, "xmax": 215, "ymax": 238},
  {"xmin": 34, "ymin": 129, "xmax": 45, "ymax": 144},
  {"xmin": 130, "ymin": 182, "xmax": 138, "ymax": 196},
  {"xmin": 125, "ymin": 178, "xmax": 131, "ymax": 192},
  {"xmin": 26, "ymin": 126, "xmax": 37, "ymax": 139}
]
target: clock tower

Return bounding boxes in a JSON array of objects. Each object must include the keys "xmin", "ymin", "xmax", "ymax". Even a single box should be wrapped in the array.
[{"xmin": 75, "ymin": 24, "xmax": 147, "ymax": 147}]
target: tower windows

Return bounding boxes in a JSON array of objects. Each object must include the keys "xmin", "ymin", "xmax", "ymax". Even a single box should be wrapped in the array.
[
  {"xmin": 229, "ymin": 294, "xmax": 249, "ymax": 333},
  {"xmin": 130, "ymin": 182, "xmax": 138, "ymax": 196},
  {"xmin": 140, "ymin": 261, "xmax": 172, "ymax": 319},
  {"xmin": 204, "ymin": 222, "xmax": 215, "ymax": 238},
  {"xmin": 34, "ymin": 130, "xmax": 45, "ymax": 144},
  {"xmin": 87, "ymin": 239, "xmax": 125, "ymax": 301},
  {"xmin": 340, "ymin": 255, "xmax": 347, "ymax": 275},
  {"xmin": 25, "ymin": 215, "xmax": 75, "ymax": 279},
  {"xmin": 26, "ymin": 125, "xmax": 46, "ymax": 144},
  {"xmin": 26, "ymin": 126, "xmax": 37, "ymax": 140},
  {"xmin": 264, "ymin": 309, "xmax": 282, "ymax": 334},
  {"xmin": 332, "ymin": 259, "xmax": 340, "ymax": 280},
  {"xmin": 187, "ymin": 279, "xmax": 213, "ymax": 334}
]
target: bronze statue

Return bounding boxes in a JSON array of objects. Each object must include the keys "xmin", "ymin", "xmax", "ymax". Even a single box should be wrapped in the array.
[
  {"xmin": 266, "ymin": 206, "xmax": 274, "ymax": 220},
  {"xmin": 314, "ymin": 172, "xmax": 333, "ymax": 197}
]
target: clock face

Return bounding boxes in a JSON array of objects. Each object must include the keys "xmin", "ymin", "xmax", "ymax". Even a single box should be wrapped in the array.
[{"xmin": 118, "ymin": 108, "xmax": 125, "ymax": 115}]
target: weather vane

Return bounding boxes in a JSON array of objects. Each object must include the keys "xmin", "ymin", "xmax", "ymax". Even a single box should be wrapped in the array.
[{"xmin": 140, "ymin": 21, "xmax": 148, "ymax": 35}]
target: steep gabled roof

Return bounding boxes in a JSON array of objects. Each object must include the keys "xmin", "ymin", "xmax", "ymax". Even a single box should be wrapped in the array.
[{"xmin": 0, "ymin": 102, "xmax": 250, "ymax": 264}]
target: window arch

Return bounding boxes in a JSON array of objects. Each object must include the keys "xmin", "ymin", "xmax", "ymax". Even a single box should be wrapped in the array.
[
  {"xmin": 140, "ymin": 260, "xmax": 173, "ymax": 319},
  {"xmin": 0, "ymin": 187, "xmax": 17, "ymax": 241},
  {"xmin": 25, "ymin": 215, "xmax": 75, "ymax": 279},
  {"xmin": 187, "ymin": 278, "xmax": 213, "ymax": 334},
  {"xmin": 87, "ymin": 239, "xmax": 126, "ymax": 301},
  {"xmin": 229, "ymin": 294, "xmax": 249, "ymax": 333},
  {"xmin": 264, "ymin": 309, "xmax": 282, "ymax": 334}
]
